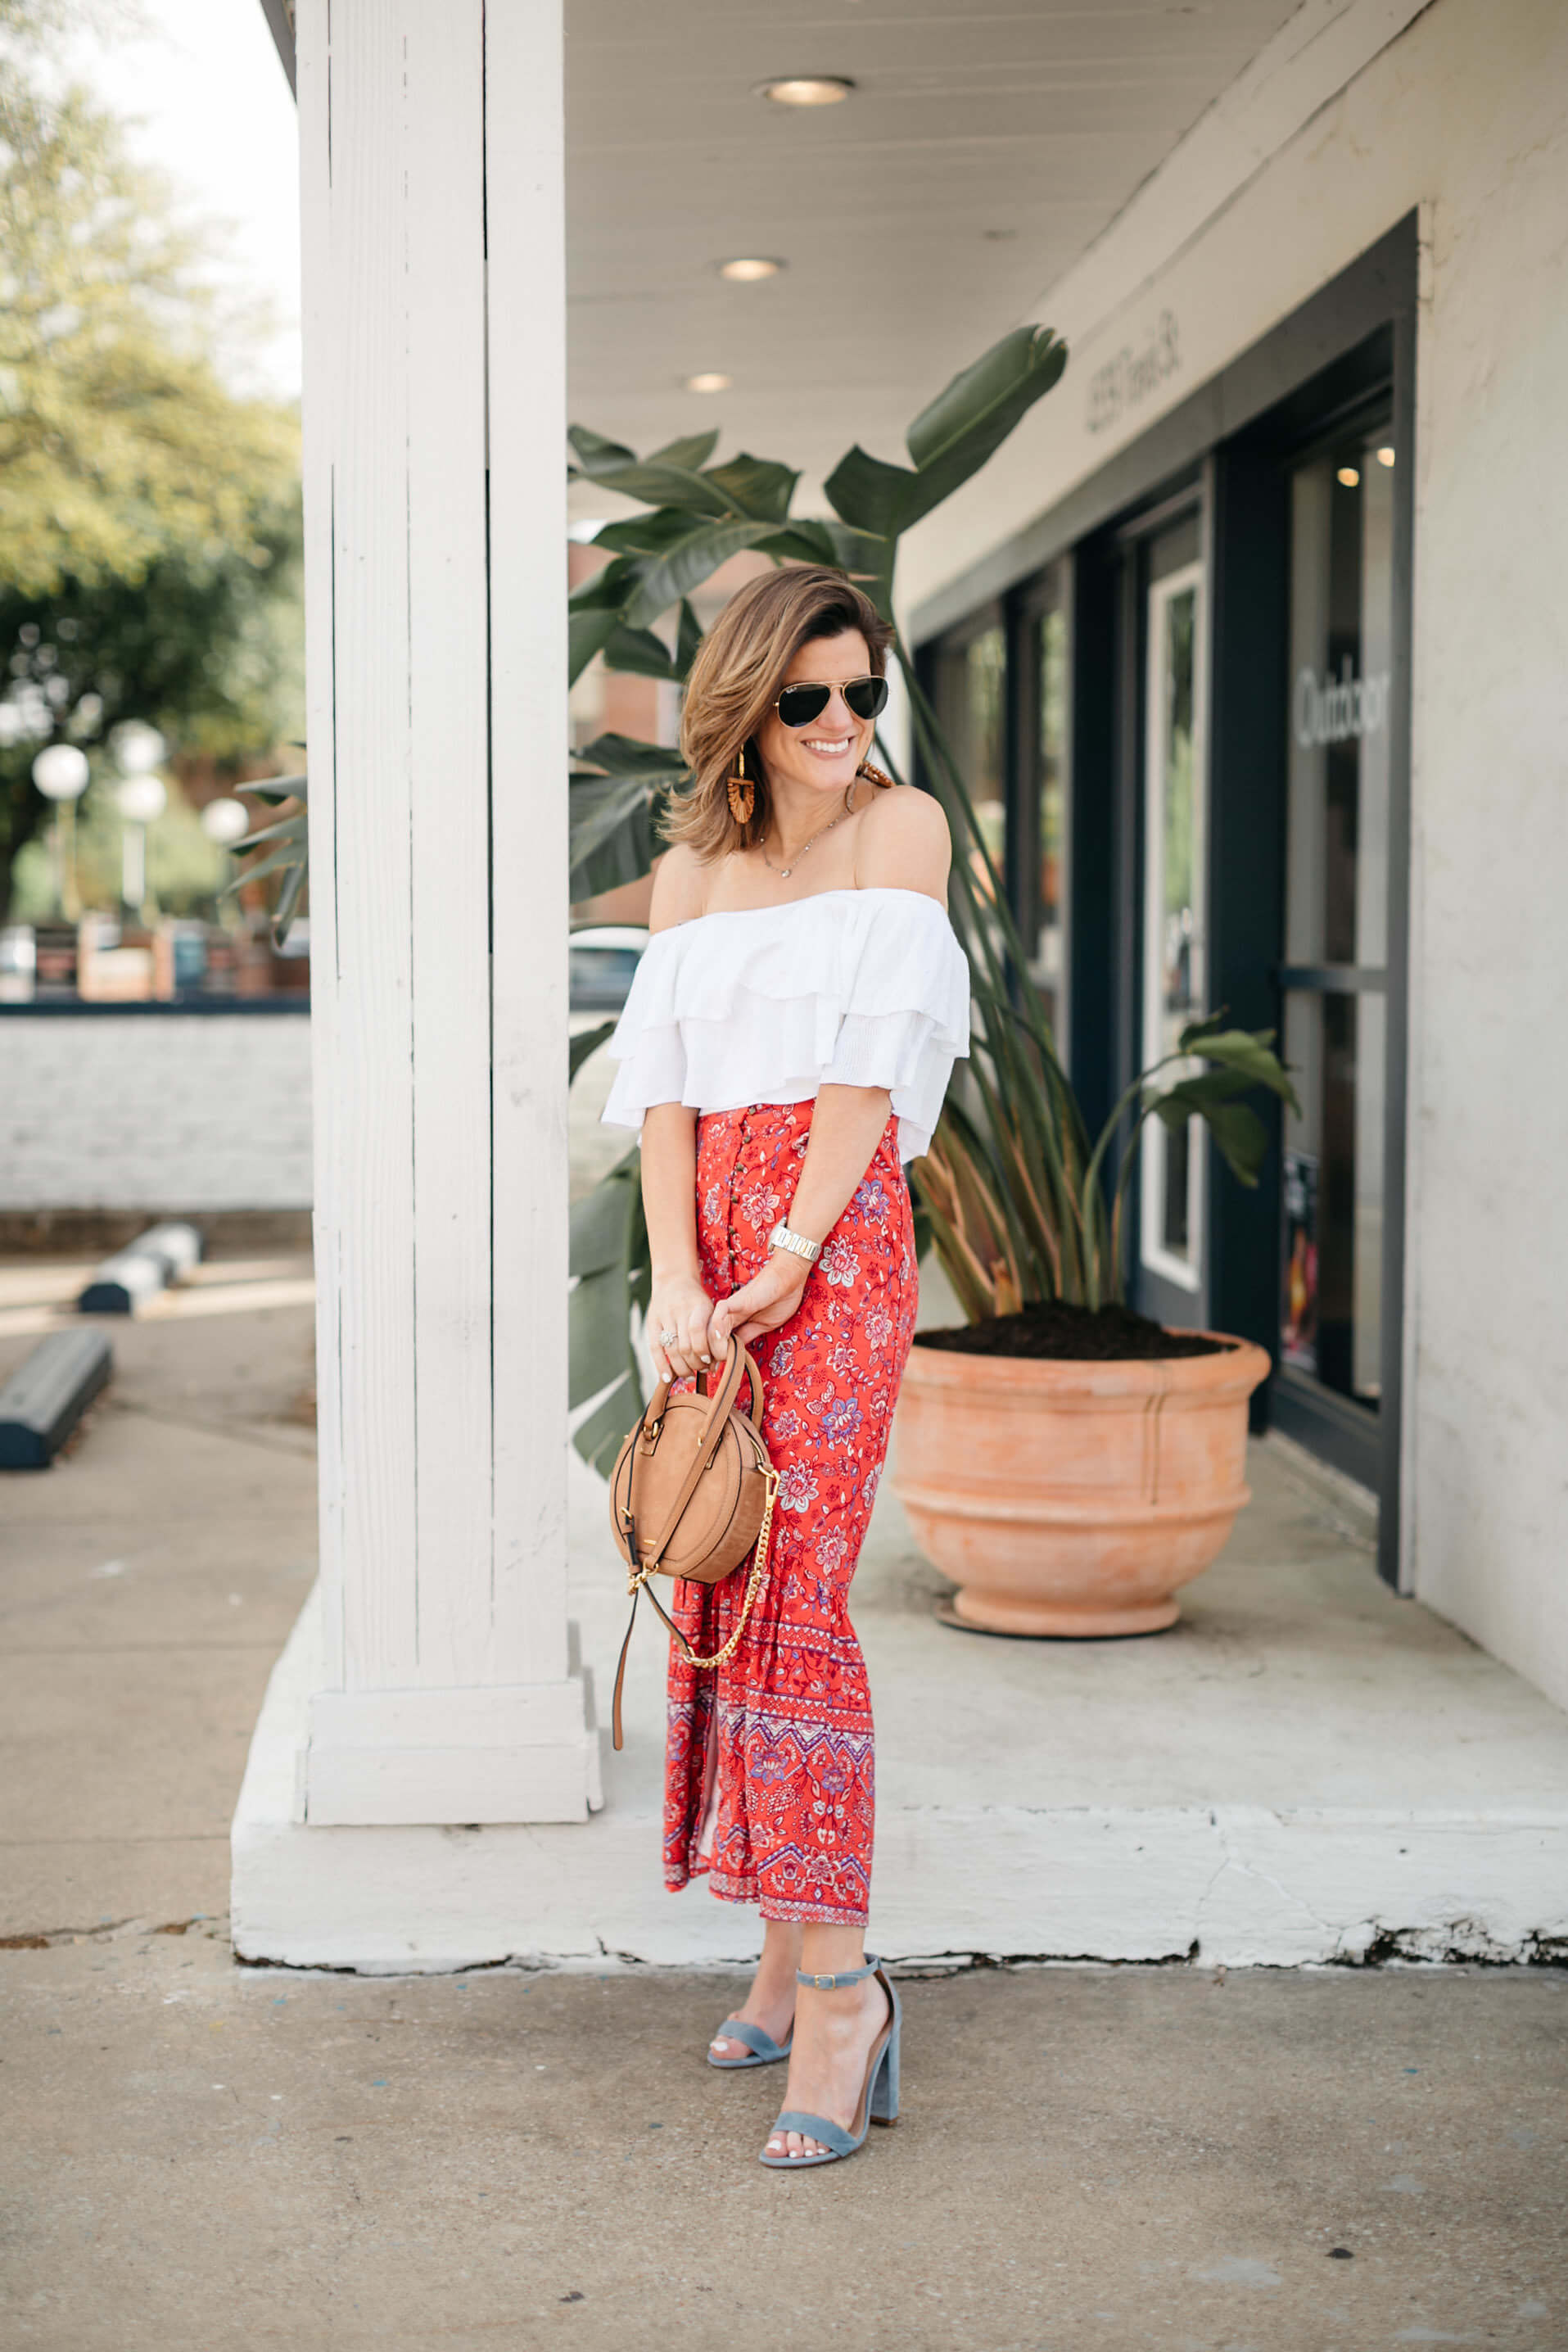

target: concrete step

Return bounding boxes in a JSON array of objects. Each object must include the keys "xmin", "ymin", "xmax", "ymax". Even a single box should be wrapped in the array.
[{"xmin": 232, "ymin": 1436, "xmax": 1568, "ymax": 1971}]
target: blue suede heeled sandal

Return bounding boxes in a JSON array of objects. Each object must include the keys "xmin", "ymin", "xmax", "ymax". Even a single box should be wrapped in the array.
[
  {"xmin": 759, "ymin": 1956, "xmax": 901, "ymax": 2168},
  {"xmin": 707, "ymin": 2015, "xmax": 793, "ymax": 2070}
]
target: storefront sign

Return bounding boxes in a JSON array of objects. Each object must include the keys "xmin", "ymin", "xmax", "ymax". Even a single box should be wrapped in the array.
[
  {"xmin": 1086, "ymin": 310, "xmax": 1181, "ymax": 434},
  {"xmin": 1293, "ymin": 658, "xmax": 1393, "ymax": 749}
]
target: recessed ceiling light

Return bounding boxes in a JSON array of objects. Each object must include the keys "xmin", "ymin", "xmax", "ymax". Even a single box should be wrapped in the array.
[
  {"xmin": 1376, "ymin": 445, "xmax": 1396, "ymax": 468},
  {"xmin": 718, "ymin": 256, "xmax": 784, "ymax": 283},
  {"xmin": 757, "ymin": 75, "xmax": 854, "ymax": 106},
  {"xmin": 1337, "ymin": 465, "xmax": 1360, "ymax": 487},
  {"xmin": 685, "ymin": 372, "xmax": 732, "ymax": 394}
]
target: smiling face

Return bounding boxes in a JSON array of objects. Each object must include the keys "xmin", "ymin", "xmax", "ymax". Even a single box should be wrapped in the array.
[{"xmin": 755, "ymin": 629, "xmax": 877, "ymax": 804}]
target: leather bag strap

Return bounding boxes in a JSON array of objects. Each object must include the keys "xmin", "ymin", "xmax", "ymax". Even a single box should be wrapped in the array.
[
  {"xmin": 611, "ymin": 1457, "xmax": 780, "ymax": 1751},
  {"xmin": 635, "ymin": 1337, "xmax": 761, "ymax": 1575}
]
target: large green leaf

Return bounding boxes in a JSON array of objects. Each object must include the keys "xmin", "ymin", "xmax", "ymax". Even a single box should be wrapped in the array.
[
  {"xmin": 590, "ymin": 509, "xmax": 700, "ymax": 558},
  {"xmin": 567, "ymin": 553, "xmax": 639, "ymax": 612},
  {"xmin": 567, "ymin": 1156, "xmax": 646, "ymax": 1469},
  {"xmin": 703, "ymin": 452, "xmax": 800, "ymax": 522},
  {"xmin": 647, "ymin": 431, "xmax": 721, "ymax": 472},
  {"xmin": 674, "ymin": 597, "xmax": 703, "ymax": 680},
  {"xmin": 223, "ymin": 779, "xmax": 308, "ymax": 946},
  {"xmin": 1179, "ymin": 1024, "xmax": 1301, "ymax": 1112},
  {"xmin": 572, "ymin": 1373, "xmax": 642, "ymax": 1479},
  {"xmin": 569, "ymin": 1264, "xmax": 635, "ymax": 1407},
  {"xmin": 820, "ymin": 445, "xmax": 914, "ymax": 542},
  {"xmin": 568, "ymin": 735, "xmax": 686, "ymax": 896},
  {"xmin": 602, "ymin": 622, "xmax": 680, "ymax": 680},
  {"xmin": 823, "ymin": 325, "xmax": 1068, "ymax": 549},
  {"xmin": 573, "ymin": 732, "xmax": 688, "ymax": 781},
  {"xmin": 567, "ymin": 424, "xmax": 732, "ymax": 518},
  {"xmin": 623, "ymin": 518, "xmax": 789, "ymax": 628},
  {"xmin": 568, "ymin": 771, "xmax": 661, "ymax": 898},
  {"xmin": 569, "ymin": 1019, "xmax": 616, "ymax": 1083},
  {"xmin": 901, "ymin": 325, "xmax": 1067, "ymax": 525},
  {"xmin": 1163, "ymin": 1096, "xmax": 1269, "ymax": 1187},
  {"xmin": 568, "ymin": 605, "xmax": 620, "ymax": 685},
  {"xmin": 570, "ymin": 1163, "xmax": 637, "ymax": 1274}
]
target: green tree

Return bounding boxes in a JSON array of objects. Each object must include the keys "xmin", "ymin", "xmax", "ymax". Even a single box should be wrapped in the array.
[
  {"xmin": 0, "ymin": 12, "xmax": 303, "ymax": 906},
  {"xmin": 0, "ymin": 495, "xmax": 305, "ymax": 915}
]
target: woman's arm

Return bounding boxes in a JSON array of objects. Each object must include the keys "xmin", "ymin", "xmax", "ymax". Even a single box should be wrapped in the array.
[
  {"xmin": 639, "ymin": 846, "xmax": 716, "ymax": 1385},
  {"xmin": 708, "ymin": 1083, "xmax": 895, "ymax": 1352},
  {"xmin": 708, "ymin": 787, "xmax": 953, "ymax": 1355}
]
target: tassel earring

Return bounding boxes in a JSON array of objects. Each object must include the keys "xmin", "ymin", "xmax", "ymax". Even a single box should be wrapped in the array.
[
  {"xmin": 856, "ymin": 758, "xmax": 896, "ymax": 790},
  {"xmin": 726, "ymin": 744, "xmax": 755, "ymax": 827}
]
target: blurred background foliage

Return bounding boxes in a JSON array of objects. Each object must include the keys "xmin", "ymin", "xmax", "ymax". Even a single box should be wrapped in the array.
[{"xmin": 0, "ymin": 0, "xmax": 304, "ymax": 915}]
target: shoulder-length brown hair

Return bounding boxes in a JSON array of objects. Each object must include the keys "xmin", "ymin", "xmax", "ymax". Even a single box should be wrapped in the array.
[{"xmin": 664, "ymin": 566, "xmax": 895, "ymax": 863}]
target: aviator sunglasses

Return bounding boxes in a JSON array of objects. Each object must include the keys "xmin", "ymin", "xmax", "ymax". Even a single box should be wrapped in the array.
[{"xmin": 772, "ymin": 674, "xmax": 890, "ymax": 730}]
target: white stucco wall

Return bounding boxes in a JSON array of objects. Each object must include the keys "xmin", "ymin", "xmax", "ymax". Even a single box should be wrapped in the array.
[
  {"xmin": 0, "ymin": 1013, "xmax": 314, "ymax": 1210},
  {"xmin": 900, "ymin": 0, "xmax": 1568, "ymax": 1708}
]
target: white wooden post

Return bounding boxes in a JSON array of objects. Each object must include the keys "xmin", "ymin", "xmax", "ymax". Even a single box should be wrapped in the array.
[{"xmin": 296, "ymin": 0, "xmax": 598, "ymax": 1825}]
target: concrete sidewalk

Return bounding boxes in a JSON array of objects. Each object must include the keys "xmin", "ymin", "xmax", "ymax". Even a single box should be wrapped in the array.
[{"xmin": 2, "ymin": 1261, "xmax": 1567, "ymax": 2350}]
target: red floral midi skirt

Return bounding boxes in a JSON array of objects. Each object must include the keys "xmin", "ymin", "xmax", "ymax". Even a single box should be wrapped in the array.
[{"xmin": 662, "ymin": 1097, "xmax": 918, "ymax": 1927}]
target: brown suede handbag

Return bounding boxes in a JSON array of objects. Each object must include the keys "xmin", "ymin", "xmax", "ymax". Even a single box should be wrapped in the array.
[{"xmin": 607, "ymin": 1334, "xmax": 779, "ymax": 1752}]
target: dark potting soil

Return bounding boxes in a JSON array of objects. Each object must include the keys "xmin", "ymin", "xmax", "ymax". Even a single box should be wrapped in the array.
[{"xmin": 915, "ymin": 1299, "xmax": 1230, "ymax": 1362}]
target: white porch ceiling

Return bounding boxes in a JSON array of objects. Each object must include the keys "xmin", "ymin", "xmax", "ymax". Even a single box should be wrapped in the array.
[{"xmin": 566, "ymin": 0, "xmax": 1304, "ymax": 495}]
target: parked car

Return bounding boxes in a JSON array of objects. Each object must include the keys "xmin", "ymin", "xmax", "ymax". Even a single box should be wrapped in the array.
[{"xmin": 568, "ymin": 925, "xmax": 647, "ymax": 1014}]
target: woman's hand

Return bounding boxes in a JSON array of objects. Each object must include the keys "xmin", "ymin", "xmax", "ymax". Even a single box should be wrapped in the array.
[
  {"xmin": 647, "ymin": 1271, "xmax": 716, "ymax": 1386},
  {"xmin": 708, "ymin": 1250, "xmax": 810, "ymax": 1354}
]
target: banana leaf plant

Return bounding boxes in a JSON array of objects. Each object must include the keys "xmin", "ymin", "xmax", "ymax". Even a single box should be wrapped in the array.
[{"xmin": 224, "ymin": 765, "xmax": 308, "ymax": 946}]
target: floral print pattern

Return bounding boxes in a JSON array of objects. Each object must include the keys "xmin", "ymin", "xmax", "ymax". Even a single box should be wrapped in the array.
[{"xmin": 662, "ymin": 1098, "xmax": 918, "ymax": 1926}]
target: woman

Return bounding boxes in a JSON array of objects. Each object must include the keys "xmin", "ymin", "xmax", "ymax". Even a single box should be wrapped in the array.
[{"xmin": 601, "ymin": 566, "xmax": 969, "ymax": 2167}]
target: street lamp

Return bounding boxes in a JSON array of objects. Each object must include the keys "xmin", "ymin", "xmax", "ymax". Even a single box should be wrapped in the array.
[
  {"xmin": 200, "ymin": 796, "xmax": 251, "ymax": 847},
  {"xmin": 31, "ymin": 742, "xmax": 90, "ymax": 920},
  {"xmin": 109, "ymin": 723, "xmax": 168, "ymax": 923}
]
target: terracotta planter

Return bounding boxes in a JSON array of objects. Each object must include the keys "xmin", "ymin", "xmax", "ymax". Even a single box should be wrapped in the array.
[{"xmin": 892, "ymin": 1333, "xmax": 1271, "ymax": 1636}]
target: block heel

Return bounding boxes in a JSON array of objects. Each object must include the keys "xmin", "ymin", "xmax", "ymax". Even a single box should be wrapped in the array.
[{"xmin": 758, "ymin": 1957, "xmax": 901, "ymax": 2169}]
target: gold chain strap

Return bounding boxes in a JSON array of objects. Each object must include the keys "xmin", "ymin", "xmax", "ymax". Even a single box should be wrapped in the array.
[{"xmin": 627, "ymin": 1464, "xmax": 780, "ymax": 1671}]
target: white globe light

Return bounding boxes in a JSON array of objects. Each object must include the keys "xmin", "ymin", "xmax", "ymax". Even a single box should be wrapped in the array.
[
  {"xmin": 32, "ymin": 744, "xmax": 90, "ymax": 801},
  {"xmin": 115, "ymin": 774, "xmax": 167, "ymax": 824},
  {"xmin": 201, "ymin": 796, "xmax": 251, "ymax": 846},
  {"xmin": 111, "ymin": 721, "xmax": 166, "ymax": 777}
]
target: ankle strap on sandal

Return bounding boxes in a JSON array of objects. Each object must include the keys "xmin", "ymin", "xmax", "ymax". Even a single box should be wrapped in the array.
[{"xmin": 796, "ymin": 1955, "xmax": 880, "ymax": 1989}]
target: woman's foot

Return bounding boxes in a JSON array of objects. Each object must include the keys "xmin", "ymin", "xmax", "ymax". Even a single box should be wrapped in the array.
[
  {"xmin": 764, "ymin": 1968, "xmax": 891, "ymax": 2160},
  {"xmin": 709, "ymin": 1920, "xmax": 801, "ymax": 2065}
]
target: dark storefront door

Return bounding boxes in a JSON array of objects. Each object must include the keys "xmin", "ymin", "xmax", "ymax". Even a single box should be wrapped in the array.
[
  {"xmin": 1119, "ymin": 504, "xmax": 1211, "ymax": 1334},
  {"xmin": 1272, "ymin": 412, "xmax": 1399, "ymax": 1492}
]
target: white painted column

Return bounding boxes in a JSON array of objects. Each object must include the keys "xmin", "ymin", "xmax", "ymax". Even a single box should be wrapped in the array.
[{"xmin": 296, "ymin": 0, "xmax": 598, "ymax": 1825}]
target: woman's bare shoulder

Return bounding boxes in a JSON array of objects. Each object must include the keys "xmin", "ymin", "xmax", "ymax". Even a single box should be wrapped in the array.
[
  {"xmin": 647, "ymin": 843, "xmax": 710, "ymax": 934},
  {"xmin": 853, "ymin": 780, "xmax": 951, "ymax": 899}
]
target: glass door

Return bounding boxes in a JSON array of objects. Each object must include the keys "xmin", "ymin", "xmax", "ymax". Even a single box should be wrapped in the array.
[
  {"xmin": 1020, "ymin": 568, "xmax": 1070, "ymax": 1049},
  {"xmin": 1139, "ymin": 536, "xmax": 1207, "ymax": 1296},
  {"xmin": 930, "ymin": 605, "xmax": 1007, "ymax": 905},
  {"xmin": 1277, "ymin": 415, "xmax": 1396, "ymax": 1457}
]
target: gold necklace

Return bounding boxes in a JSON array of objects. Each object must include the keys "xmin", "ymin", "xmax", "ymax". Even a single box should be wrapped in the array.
[{"xmin": 761, "ymin": 779, "xmax": 858, "ymax": 880}]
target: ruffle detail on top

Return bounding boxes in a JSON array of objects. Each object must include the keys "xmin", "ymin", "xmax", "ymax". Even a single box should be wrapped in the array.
[{"xmin": 599, "ymin": 886, "xmax": 970, "ymax": 1160}]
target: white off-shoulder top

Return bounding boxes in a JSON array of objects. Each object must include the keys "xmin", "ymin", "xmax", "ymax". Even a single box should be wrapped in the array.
[{"xmin": 599, "ymin": 885, "xmax": 970, "ymax": 1160}]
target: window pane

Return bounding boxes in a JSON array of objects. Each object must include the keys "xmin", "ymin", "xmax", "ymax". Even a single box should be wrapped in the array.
[
  {"xmin": 1141, "ymin": 559, "xmax": 1205, "ymax": 1289},
  {"xmin": 1281, "ymin": 988, "xmax": 1385, "ymax": 1403},
  {"xmin": 933, "ymin": 617, "xmax": 1006, "ymax": 906},
  {"xmin": 1286, "ymin": 426, "xmax": 1395, "ymax": 968},
  {"xmin": 965, "ymin": 625, "xmax": 1006, "ymax": 887},
  {"xmin": 1031, "ymin": 601, "xmax": 1068, "ymax": 1034}
]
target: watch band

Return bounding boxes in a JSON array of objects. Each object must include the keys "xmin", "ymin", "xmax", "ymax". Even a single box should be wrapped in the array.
[{"xmin": 768, "ymin": 1219, "xmax": 822, "ymax": 1265}]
